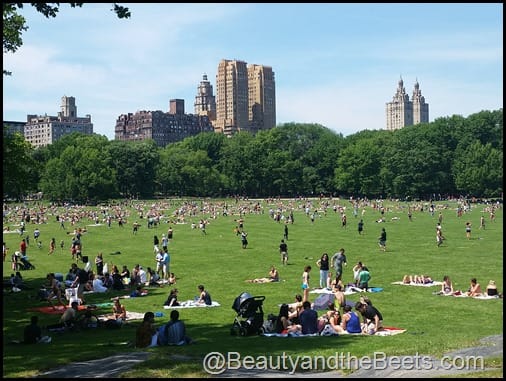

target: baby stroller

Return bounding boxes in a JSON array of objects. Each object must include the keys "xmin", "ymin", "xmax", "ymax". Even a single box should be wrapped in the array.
[{"xmin": 231, "ymin": 292, "xmax": 265, "ymax": 336}]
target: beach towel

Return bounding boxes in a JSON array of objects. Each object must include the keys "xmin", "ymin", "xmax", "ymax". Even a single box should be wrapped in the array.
[
  {"xmin": 374, "ymin": 327, "xmax": 406, "ymax": 336},
  {"xmin": 261, "ymin": 332, "xmax": 320, "ymax": 338},
  {"xmin": 163, "ymin": 300, "xmax": 221, "ymax": 309},
  {"xmin": 435, "ymin": 292, "xmax": 501, "ymax": 300},
  {"xmin": 392, "ymin": 281, "xmax": 443, "ymax": 287},
  {"xmin": 28, "ymin": 305, "xmax": 88, "ymax": 315},
  {"xmin": 310, "ymin": 287, "xmax": 383, "ymax": 296},
  {"xmin": 97, "ymin": 311, "xmax": 146, "ymax": 322}
]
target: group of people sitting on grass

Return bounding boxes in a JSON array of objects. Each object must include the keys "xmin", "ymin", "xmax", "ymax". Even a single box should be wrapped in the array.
[
  {"xmin": 163, "ymin": 284, "xmax": 212, "ymax": 307},
  {"xmin": 135, "ymin": 310, "xmax": 194, "ymax": 347},
  {"xmin": 273, "ymin": 295, "xmax": 383, "ymax": 336},
  {"xmin": 437, "ymin": 276, "xmax": 502, "ymax": 297}
]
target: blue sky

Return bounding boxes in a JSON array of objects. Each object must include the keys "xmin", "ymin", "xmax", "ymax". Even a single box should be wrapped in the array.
[{"xmin": 3, "ymin": 3, "xmax": 503, "ymax": 140}]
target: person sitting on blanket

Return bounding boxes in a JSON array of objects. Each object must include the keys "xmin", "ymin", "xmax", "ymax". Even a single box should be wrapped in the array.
[
  {"xmin": 298, "ymin": 301, "xmax": 319, "ymax": 334},
  {"xmin": 355, "ymin": 300, "xmax": 383, "ymax": 335},
  {"xmin": 486, "ymin": 280, "xmax": 499, "ymax": 297},
  {"xmin": 135, "ymin": 311, "xmax": 158, "ymax": 348},
  {"xmin": 466, "ymin": 278, "xmax": 483, "ymax": 297},
  {"xmin": 246, "ymin": 266, "xmax": 279, "ymax": 283},
  {"xmin": 196, "ymin": 285, "xmax": 212, "ymax": 305},
  {"xmin": 333, "ymin": 283, "xmax": 346, "ymax": 312},
  {"xmin": 158, "ymin": 310, "xmax": 194, "ymax": 345},
  {"xmin": 275, "ymin": 304, "xmax": 301, "ymax": 334},
  {"xmin": 441, "ymin": 275, "xmax": 454, "ymax": 295},
  {"xmin": 111, "ymin": 297, "xmax": 127, "ymax": 324},
  {"xmin": 357, "ymin": 266, "xmax": 371, "ymax": 290},
  {"xmin": 288, "ymin": 294, "xmax": 303, "ymax": 324},
  {"xmin": 319, "ymin": 303, "xmax": 343, "ymax": 334},
  {"xmin": 341, "ymin": 304, "xmax": 362, "ymax": 334},
  {"xmin": 164, "ymin": 288, "xmax": 180, "ymax": 307},
  {"xmin": 46, "ymin": 301, "xmax": 79, "ymax": 331}
]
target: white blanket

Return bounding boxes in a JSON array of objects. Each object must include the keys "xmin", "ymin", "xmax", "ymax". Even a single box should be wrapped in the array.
[
  {"xmin": 392, "ymin": 281, "xmax": 443, "ymax": 287},
  {"xmin": 163, "ymin": 300, "xmax": 221, "ymax": 309},
  {"xmin": 310, "ymin": 287, "xmax": 380, "ymax": 295},
  {"xmin": 97, "ymin": 311, "xmax": 146, "ymax": 321}
]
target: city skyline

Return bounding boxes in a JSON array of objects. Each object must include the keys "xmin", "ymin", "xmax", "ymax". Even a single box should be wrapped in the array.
[{"xmin": 3, "ymin": 3, "xmax": 503, "ymax": 140}]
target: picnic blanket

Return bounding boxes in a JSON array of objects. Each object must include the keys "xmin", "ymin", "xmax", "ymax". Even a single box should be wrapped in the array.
[
  {"xmin": 310, "ymin": 287, "xmax": 383, "ymax": 295},
  {"xmin": 262, "ymin": 327, "xmax": 406, "ymax": 337},
  {"xmin": 28, "ymin": 305, "xmax": 89, "ymax": 314},
  {"xmin": 97, "ymin": 311, "xmax": 146, "ymax": 321},
  {"xmin": 435, "ymin": 292, "xmax": 501, "ymax": 300},
  {"xmin": 392, "ymin": 281, "xmax": 443, "ymax": 287},
  {"xmin": 374, "ymin": 327, "xmax": 407, "ymax": 336},
  {"xmin": 163, "ymin": 300, "xmax": 221, "ymax": 309},
  {"xmin": 262, "ymin": 332, "xmax": 320, "ymax": 338}
]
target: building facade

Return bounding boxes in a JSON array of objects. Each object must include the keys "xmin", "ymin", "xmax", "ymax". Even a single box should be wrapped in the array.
[
  {"xmin": 194, "ymin": 73, "xmax": 216, "ymax": 121},
  {"xmin": 3, "ymin": 120, "xmax": 25, "ymax": 136},
  {"xmin": 213, "ymin": 59, "xmax": 276, "ymax": 137},
  {"xmin": 23, "ymin": 96, "xmax": 93, "ymax": 148},
  {"xmin": 248, "ymin": 64, "xmax": 276, "ymax": 133},
  {"xmin": 114, "ymin": 99, "xmax": 214, "ymax": 147},
  {"xmin": 386, "ymin": 78, "xmax": 429, "ymax": 130}
]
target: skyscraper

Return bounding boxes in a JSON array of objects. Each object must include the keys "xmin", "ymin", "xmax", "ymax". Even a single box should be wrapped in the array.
[
  {"xmin": 386, "ymin": 78, "xmax": 429, "ymax": 130},
  {"xmin": 214, "ymin": 59, "xmax": 249, "ymax": 136},
  {"xmin": 248, "ymin": 64, "xmax": 276, "ymax": 133},
  {"xmin": 194, "ymin": 73, "xmax": 216, "ymax": 121},
  {"xmin": 411, "ymin": 79, "xmax": 429, "ymax": 126},
  {"xmin": 214, "ymin": 59, "xmax": 276, "ymax": 137}
]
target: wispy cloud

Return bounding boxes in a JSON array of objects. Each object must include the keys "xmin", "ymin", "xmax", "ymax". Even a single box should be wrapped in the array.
[{"xmin": 3, "ymin": 3, "xmax": 502, "ymax": 138}]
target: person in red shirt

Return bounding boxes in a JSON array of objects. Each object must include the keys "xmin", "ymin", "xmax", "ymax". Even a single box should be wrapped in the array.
[{"xmin": 20, "ymin": 239, "xmax": 27, "ymax": 256}]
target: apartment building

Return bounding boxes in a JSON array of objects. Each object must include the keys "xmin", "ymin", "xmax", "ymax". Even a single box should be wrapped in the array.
[
  {"xmin": 213, "ymin": 59, "xmax": 276, "ymax": 136},
  {"xmin": 386, "ymin": 78, "xmax": 429, "ymax": 130},
  {"xmin": 24, "ymin": 96, "xmax": 93, "ymax": 148}
]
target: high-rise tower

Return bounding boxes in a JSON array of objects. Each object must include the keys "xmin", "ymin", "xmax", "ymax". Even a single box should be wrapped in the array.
[
  {"xmin": 194, "ymin": 73, "xmax": 216, "ymax": 121},
  {"xmin": 412, "ymin": 79, "xmax": 429, "ymax": 125},
  {"xmin": 386, "ymin": 78, "xmax": 428, "ymax": 130},
  {"xmin": 214, "ymin": 59, "xmax": 249, "ymax": 136},
  {"xmin": 247, "ymin": 64, "xmax": 276, "ymax": 133}
]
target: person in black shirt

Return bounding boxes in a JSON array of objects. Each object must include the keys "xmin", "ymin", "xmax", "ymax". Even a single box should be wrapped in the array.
[
  {"xmin": 355, "ymin": 301, "xmax": 383, "ymax": 335},
  {"xmin": 279, "ymin": 239, "xmax": 288, "ymax": 265}
]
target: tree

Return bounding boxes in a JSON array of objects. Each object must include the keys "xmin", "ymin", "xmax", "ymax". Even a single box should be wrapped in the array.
[
  {"xmin": 3, "ymin": 3, "xmax": 130, "ymax": 75},
  {"xmin": 3, "ymin": 127, "xmax": 38, "ymax": 200}
]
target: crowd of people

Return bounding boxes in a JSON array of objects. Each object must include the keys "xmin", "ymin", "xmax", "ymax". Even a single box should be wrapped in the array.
[{"xmin": 3, "ymin": 197, "xmax": 501, "ymax": 348}]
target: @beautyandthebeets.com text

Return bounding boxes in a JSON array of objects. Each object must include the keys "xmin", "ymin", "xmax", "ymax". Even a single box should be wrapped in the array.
[{"xmin": 202, "ymin": 351, "xmax": 485, "ymax": 375}]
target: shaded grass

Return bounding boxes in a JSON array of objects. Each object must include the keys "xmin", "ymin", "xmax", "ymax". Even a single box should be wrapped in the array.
[{"xmin": 2, "ymin": 199, "xmax": 503, "ymax": 377}]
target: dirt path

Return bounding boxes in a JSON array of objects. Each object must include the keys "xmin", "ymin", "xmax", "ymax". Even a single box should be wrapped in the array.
[{"xmin": 35, "ymin": 335, "xmax": 502, "ymax": 378}]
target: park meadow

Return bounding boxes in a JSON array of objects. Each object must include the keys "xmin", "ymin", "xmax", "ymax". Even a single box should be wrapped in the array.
[{"xmin": 2, "ymin": 197, "xmax": 503, "ymax": 377}]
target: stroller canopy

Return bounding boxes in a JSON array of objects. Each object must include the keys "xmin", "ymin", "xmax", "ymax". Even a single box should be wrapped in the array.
[{"xmin": 232, "ymin": 292, "xmax": 265, "ymax": 314}]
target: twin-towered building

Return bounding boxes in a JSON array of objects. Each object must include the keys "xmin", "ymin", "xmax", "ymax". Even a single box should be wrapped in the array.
[{"xmin": 386, "ymin": 78, "xmax": 429, "ymax": 130}]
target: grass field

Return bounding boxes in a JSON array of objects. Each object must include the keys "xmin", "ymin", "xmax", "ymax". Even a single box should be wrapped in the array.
[{"xmin": 2, "ymin": 198, "xmax": 503, "ymax": 377}]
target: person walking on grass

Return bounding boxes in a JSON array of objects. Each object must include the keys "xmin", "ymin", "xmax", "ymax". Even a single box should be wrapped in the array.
[
  {"xmin": 241, "ymin": 231, "xmax": 248, "ymax": 249},
  {"xmin": 279, "ymin": 239, "xmax": 288, "ymax": 265},
  {"xmin": 378, "ymin": 228, "xmax": 387, "ymax": 252}
]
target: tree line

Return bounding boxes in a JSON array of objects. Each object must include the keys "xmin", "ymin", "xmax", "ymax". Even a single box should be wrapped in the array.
[{"xmin": 3, "ymin": 109, "xmax": 502, "ymax": 202}]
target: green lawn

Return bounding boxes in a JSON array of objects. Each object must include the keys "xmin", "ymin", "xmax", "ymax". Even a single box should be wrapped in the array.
[{"xmin": 2, "ymin": 198, "xmax": 503, "ymax": 377}]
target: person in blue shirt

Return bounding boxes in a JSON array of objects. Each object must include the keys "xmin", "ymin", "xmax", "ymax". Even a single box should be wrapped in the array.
[{"xmin": 298, "ymin": 301, "xmax": 318, "ymax": 334}]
